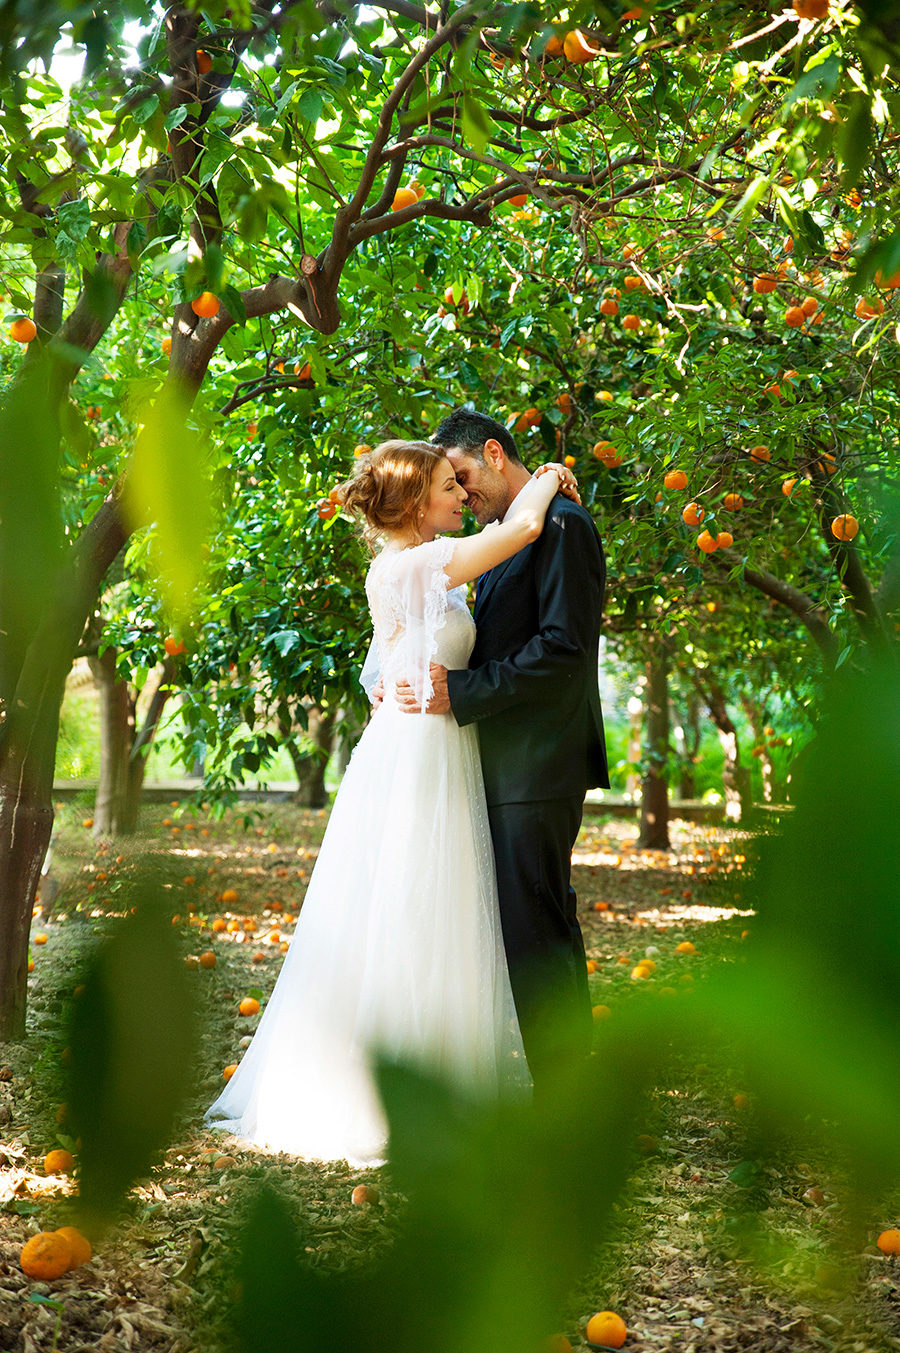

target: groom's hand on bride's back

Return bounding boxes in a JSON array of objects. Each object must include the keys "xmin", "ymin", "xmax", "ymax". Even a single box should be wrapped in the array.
[
  {"xmin": 394, "ymin": 664, "xmax": 450, "ymax": 715},
  {"xmin": 371, "ymin": 677, "xmax": 384, "ymax": 711}
]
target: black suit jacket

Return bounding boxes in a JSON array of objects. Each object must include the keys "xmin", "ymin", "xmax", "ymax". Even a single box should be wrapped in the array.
[{"xmin": 446, "ymin": 493, "xmax": 610, "ymax": 806}]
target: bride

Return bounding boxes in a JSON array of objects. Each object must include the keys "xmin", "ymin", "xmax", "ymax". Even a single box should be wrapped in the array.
[{"xmin": 205, "ymin": 440, "xmax": 571, "ymax": 1166}]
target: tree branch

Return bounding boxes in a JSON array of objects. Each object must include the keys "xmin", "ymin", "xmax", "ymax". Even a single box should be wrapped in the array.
[{"xmin": 714, "ymin": 547, "xmax": 838, "ymax": 665}]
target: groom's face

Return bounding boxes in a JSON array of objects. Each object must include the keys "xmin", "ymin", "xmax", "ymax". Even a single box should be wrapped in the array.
[{"xmin": 443, "ymin": 447, "xmax": 511, "ymax": 525}]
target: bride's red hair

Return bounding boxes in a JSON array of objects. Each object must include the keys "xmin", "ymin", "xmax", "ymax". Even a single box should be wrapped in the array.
[{"xmin": 339, "ymin": 440, "xmax": 447, "ymax": 547}]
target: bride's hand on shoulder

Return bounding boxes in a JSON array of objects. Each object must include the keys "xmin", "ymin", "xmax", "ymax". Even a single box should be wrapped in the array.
[{"xmin": 535, "ymin": 462, "xmax": 581, "ymax": 505}]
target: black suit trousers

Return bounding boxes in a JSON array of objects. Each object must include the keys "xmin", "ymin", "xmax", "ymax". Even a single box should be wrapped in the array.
[{"xmin": 488, "ymin": 797, "xmax": 592, "ymax": 1089}]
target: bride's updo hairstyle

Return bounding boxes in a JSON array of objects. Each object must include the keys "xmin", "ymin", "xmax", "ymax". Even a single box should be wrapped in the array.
[{"xmin": 339, "ymin": 440, "xmax": 447, "ymax": 549}]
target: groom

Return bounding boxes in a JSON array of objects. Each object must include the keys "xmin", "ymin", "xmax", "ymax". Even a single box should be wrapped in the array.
[{"xmin": 395, "ymin": 408, "xmax": 609, "ymax": 1089}]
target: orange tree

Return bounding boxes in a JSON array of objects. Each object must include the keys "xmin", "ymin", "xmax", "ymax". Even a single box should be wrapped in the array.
[{"xmin": 3, "ymin": 0, "xmax": 900, "ymax": 1038}]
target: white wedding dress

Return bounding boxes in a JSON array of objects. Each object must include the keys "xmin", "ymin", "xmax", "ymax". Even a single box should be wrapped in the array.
[{"xmin": 205, "ymin": 536, "xmax": 529, "ymax": 1166}]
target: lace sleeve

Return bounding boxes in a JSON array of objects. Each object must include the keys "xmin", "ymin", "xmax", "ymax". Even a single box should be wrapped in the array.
[
  {"xmin": 379, "ymin": 536, "xmax": 455, "ymax": 713},
  {"xmin": 358, "ymin": 635, "xmax": 380, "ymax": 701}
]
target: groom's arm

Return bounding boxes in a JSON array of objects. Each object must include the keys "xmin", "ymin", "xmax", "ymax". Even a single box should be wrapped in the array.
[{"xmin": 446, "ymin": 505, "xmax": 605, "ymax": 727}]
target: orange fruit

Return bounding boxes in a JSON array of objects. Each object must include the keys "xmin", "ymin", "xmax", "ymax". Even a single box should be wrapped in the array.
[
  {"xmin": 597, "ymin": 390, "xmax": 614, "ymax": 401},
  {"xmin": 622, "ymin": 6, "xmax": 643, "ymax": 17},
  {"xmin": 800, "ymin": 295, "xmax": 818, "ymax": 317},
  {"xmin": 816, "ymin": 450, "xmax": 836, "ymax": 474},
  {"xmin": 722, "ymin": 492, "xmax": 743, "ymax": 510},
  {"xmin": 44, "ymin": 1148, "xmax": 75, "ymax": 1175},
  {"xmin": 585, "ymin": 1311, "xmax": 627, "ymax": 1348},
  {"xmin": 562, "ymin": 28, "xmax": 599, "ymax": 62},
  {"xmin": 682, "ymin": 502, "xmax": 704, "ymax": 526},
  {"xmin": 556, "ymin": 391, "xmax": 573, "ymax": 414},
  {"xmin": 675, "ymin": 940, "xmax": 696, "ymax": 955},
  {"xmin": 622, "ymin": 243, "xmax": 638, "ymax": 260},
  {"xmin": 749, "ymin": 444, "xmax": 771, "ymax": 463},
  {"xmin": 785, "ymin": 305, "xmax": 805, "ymax": 327},
  {"xmin": 212, "ymin": 917, "xmax": 227, "ymax": 932},
  {"xmin": 196, "ymin": 48, "xmax": 212, "ymax": 73},
  {"xmin": 586, "ymin": 959, "xmax": 599, "ymax": 974},
  {"xmin": 876, "ymin": 269, "xmax": 900, "ymax": 289},
  {"xmin": 354, "ymin": 442, "xmax": 371, "ymax": 457},
  {"xmin": 592, "ymin": 1004, "xmax": 612, "ymax": 1021},
  {"xmin": 391, "ymin": 187, "xmax": 418, "ymax": 212},
  {"xmin": 876, "ymin": 1229, "xmax": 900, "ymax": 1255},
  {"xmin": 782, "ymin": 478, "xmax": 798, "ymax": 496},
  {"xmin": 624, "ymin": 274, "xmax": 644, "ymax": 291},
  {"xmin": 855, "ymin": 297, "xmax": 884, "ymax": 319},
  {"xmin": 161, "ymin": 335, "xmax": 172, "ymax": 355},
  {"xmin": 191, "ymin": 292, "xmax": 220, "ymax": 318},
  {"xmin": 697, "ymin": 529, "xmax": 718, "ymax": 554},
  {"xmin": 221, "ymin": 888, "xmax": 239, "ymax": 905},
  {"xmin": 408, "ymin": 180, "xmax": 426, "ymax": 199},
  {"xmin": 185, "ymin": 955, "xmax": 200, "ymax": 970},
  {"xmin": 508, "ymin": 190, "xmax": 528, "ymax": 207},
  {"xmin": 33, "ymin": 932, "xmax": 48, "ymax": 945},
  {"xmin": 752, "ymin": 275, "xmax": 777, "ymax": 294},
  {"xmin": 733, "ymin": 1092, "xmax": 750, "ymax": 1110},
  {"xmin": 783, "ymin": 235, "xmax": 794, "ymax": 252},
  {"xmin": 793, "ymin": 0, "xmax": 829, "ymax": 16},
  {"xmin": 831, "ymin": 514, "xmax": 858, "ymax": 541},
  {"xmin": 664, "ymin": 469, "xmax": 688, "ymax": 491},
  {"xmin": 239, "ymin": 997, "xmax": 260, "ymax": 1016},
  {"xmin": 543, "ymin": 34, "xmax": 564, "ymax": 56},
  {"xmin": 199, "ymin": 951, "xmax": 217, "ymax": 969},
  {"xmin": 247, "ymin": 421, "xmax": 258, "ymax": 438},
  {"xmin": 223, "ymin": 1063, "xmax": 238, "ymax": 1081},
  {"xmin": 351, "ymin": 1184, "xmax": 380, "ymax": 1206},
  {"xmin": 599, "ymin": 296, "xmax": 619, "ymax": 316},
  {"xmin": 9, "ymin": 316, "xmax": 37, "ymax": 343},
  {"xmin": 54, "ymin": 1226, "xmax": 91, "ymax": 1269},
  {"xmin": 164, "ymin": 636, "xmax": 186, "ymax": 656},
  {"xmin": 622, "ymin": 313, "xmax": 641, "ymax": 331},
  {"xmin": 631, "ymin": 963, "xmax": 652, "ymax": 980},
  {"xmin": 716, "ymin": 530, "xmax": 734, "ymax": 549},
  {"xmin": 564, "ymin": 455, "xmax": 577, "ymax": 468},
  {"xmin": 20, "ymin": 1232, "xmax": 73, "ymax": 1281}
]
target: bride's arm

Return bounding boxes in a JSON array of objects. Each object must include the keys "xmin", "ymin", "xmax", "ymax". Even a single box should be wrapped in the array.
[{"xmin": 442, "ymin": 468, "xmax": 563, "ymax": 590}]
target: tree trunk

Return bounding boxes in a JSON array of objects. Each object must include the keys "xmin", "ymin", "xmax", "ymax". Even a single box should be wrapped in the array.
[
  {"xmin": 705, "ymin": 682, "xmax": 752, "ymax": 822},
  {"xmin": 89, "ymin": 644, "xmax": 135, "ymax": 835},
  {"xmin": 638, "ymin": 642, "xmax": 670, "ymax": 850},
  {"xmin": 740, "ymin": 693, "xmax": 775, "ymax": 805},
  {"xmin": 88, "ymin": 652, "xmax": 175, "ymax": 836},
  {"xmin": 0, "ymin": 496, "xmax": 128, "ymax": 1040},
  {"xmin": 676, "ymin": 693, "xmax": 702, "ymax": 799},
  {"xmin": 0, "ymin": 740, "xmax": 56, "ymax": 1041},
  {"xmin": 280, "ymin": 705, "xmax": 335, "ymax": 808}
]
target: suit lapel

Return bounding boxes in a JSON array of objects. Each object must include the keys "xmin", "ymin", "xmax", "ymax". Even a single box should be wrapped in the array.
[{"xmin": 475, "ymin": 552, "xmax": 517, "ymax": 617}]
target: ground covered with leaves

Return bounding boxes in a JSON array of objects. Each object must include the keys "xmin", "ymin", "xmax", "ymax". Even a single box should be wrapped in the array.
[{"xmin": 1, "ymin": 801, "xmax": 898, "ymax": 1353}]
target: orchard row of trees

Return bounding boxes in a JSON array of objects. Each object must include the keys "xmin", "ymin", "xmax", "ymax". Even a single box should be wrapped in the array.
[{"xmin": 1, "ymin": 0, "xmax": 898, "ymax": 1037}]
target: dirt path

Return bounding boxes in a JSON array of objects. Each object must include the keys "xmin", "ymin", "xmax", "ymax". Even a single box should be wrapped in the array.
[{"xmin": 1, "ymin": 804, "xmax": 898, "ymax": 1352}]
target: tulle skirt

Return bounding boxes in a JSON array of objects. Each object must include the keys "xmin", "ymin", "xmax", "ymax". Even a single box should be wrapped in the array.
[{"xmin": 204, "ymin": 702, "xmax": 529, "ymax": 1166}]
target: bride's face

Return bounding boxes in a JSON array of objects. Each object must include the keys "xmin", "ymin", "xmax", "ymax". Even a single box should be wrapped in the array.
[{"xmin": 418, "ymin": 457, "xmax": 467, "ymax": 538}]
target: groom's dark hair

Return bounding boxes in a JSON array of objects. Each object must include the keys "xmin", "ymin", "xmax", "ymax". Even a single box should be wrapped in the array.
[{"xmin": 431, "ymin": 408, "xmax": 523, "ymax": 466}]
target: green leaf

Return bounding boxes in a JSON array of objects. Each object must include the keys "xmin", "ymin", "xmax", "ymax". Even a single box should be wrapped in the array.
[
  {"xmin": 131, "ymin": 94, "xmax": 160, "ymax": 126},
  {"xmin": 838, "ymin": 93, "xmax": 873, "ymax": 188},
  {"xmin": 122, "ymin": 385, "xmax": 212, "ymax": 620},
  {"xmin": 781, "ymin": 56, "xmax": 840, "ymax": 113},
  {"xmin": 297, "ymin": 88, "xmax": 324, "ymax": 123},
  {"xmin": 460, "ymin": 94, "xmax": 494, "ymax": 158},
  {"xmin": 57, "ymin": 196, "xmax": 92, "ymax": 244}
]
